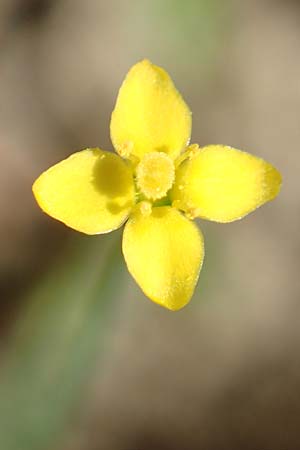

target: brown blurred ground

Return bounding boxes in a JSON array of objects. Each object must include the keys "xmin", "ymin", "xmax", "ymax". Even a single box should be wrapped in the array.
[{"xmin": 0, "ymin": 0, "xmax": 299, "ymax": 449}]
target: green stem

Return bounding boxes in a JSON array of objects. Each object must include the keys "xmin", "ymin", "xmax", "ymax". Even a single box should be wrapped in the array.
[{"xmin": 0, "ymin": 231, "xmax": 124, "ymax": 450}]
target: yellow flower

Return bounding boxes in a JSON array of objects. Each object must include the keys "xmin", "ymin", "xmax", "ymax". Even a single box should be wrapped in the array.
[{"xmin": 32, "ymin": 60, "xmax": 282, "ymax": 311}]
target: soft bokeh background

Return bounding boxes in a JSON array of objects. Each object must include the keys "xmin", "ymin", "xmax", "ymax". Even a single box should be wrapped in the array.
[{"xmin": 0, "ymin": 0, "xmax": 299, "ymax": 449}]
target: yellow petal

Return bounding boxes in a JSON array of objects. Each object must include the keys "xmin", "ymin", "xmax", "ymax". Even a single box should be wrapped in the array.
[
  {"xmin": 33, "ymin": 148, "xmax": 135, "ymax": 235},
  {"xmin": 171, "ymin": 145, "xmax": 282, "ymax": 223},
  {"xmin": 110, "ymin": 59, "xmax": 191, "ymax": 161},
  {"xmin": 122, "ymin": 205, "xmax": 204, "ymax": 311}
]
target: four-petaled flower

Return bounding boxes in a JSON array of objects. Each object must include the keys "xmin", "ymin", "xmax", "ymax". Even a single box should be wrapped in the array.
[{"xmin": 32, "ymin": 60, "xmax": 281, "ymax": 311}]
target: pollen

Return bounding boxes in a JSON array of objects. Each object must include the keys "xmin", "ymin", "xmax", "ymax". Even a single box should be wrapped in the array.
[{"xmin": 136, "ymin": 152, "xmax": 175, "ymax": 200}]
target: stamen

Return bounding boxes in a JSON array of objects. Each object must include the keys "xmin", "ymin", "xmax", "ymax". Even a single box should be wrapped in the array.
[
  {"xmin": 185, "ymin": 207, "xmax": 201, "ymax": 220},
  {"xmin": 138, "ymin": 201, "xmax": 152, "ymax": 216},
  {"xmin": 175, "ymin": 144, "xmax": 200, "ymax": 168},
  {"xmin": 187, "ymin": 144, "xmax": 200, "ymax": 160},
  {"xmin": 118, "ymin": 141, "xmax": 134, "ymax": 159},
  {"xmin": 173, "ymin": 199, "xmax": 200, "ymax": 219}
]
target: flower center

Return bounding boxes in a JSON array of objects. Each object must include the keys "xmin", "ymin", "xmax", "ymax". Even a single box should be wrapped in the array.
[{"xmin": 136, "ymin": 152, "xmax": 175, "ymax": 200}]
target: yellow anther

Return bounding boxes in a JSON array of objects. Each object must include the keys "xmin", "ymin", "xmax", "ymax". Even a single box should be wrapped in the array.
[
  {"xmin": 137, "ymin": 201, "xmax": 152, "ymax": 216},
  {"xmin": 118, "ymin": 141, "xmax": 134, "ymax": 159},
  {"xmin": 172, "ymin": 200, "xmax": 200, "ymax": 219},
  {"xmin": 185, "ymin": 207, "xmax": 201, "ymax": 220},
  {"xmin": 136, "ymin": 152, "xmax": 175, "ymax": 200},
  {"xmin": 187, "ymin": 144, "xmax": 200, "ymax": 160},
  {"xmin": 175, "ymin": 144, "xmax": 200, "ymax": 168}
]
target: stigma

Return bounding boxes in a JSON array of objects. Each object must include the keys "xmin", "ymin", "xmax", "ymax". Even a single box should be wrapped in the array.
[{"xmin": 136, "ymin": 152, "xmax": 175, "ymax": 200}]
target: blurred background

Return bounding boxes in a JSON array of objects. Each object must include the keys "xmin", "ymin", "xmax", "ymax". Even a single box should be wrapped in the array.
[{"xmin": 0, "ymin": 0, "xmax": 299, "ymax": 449}]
